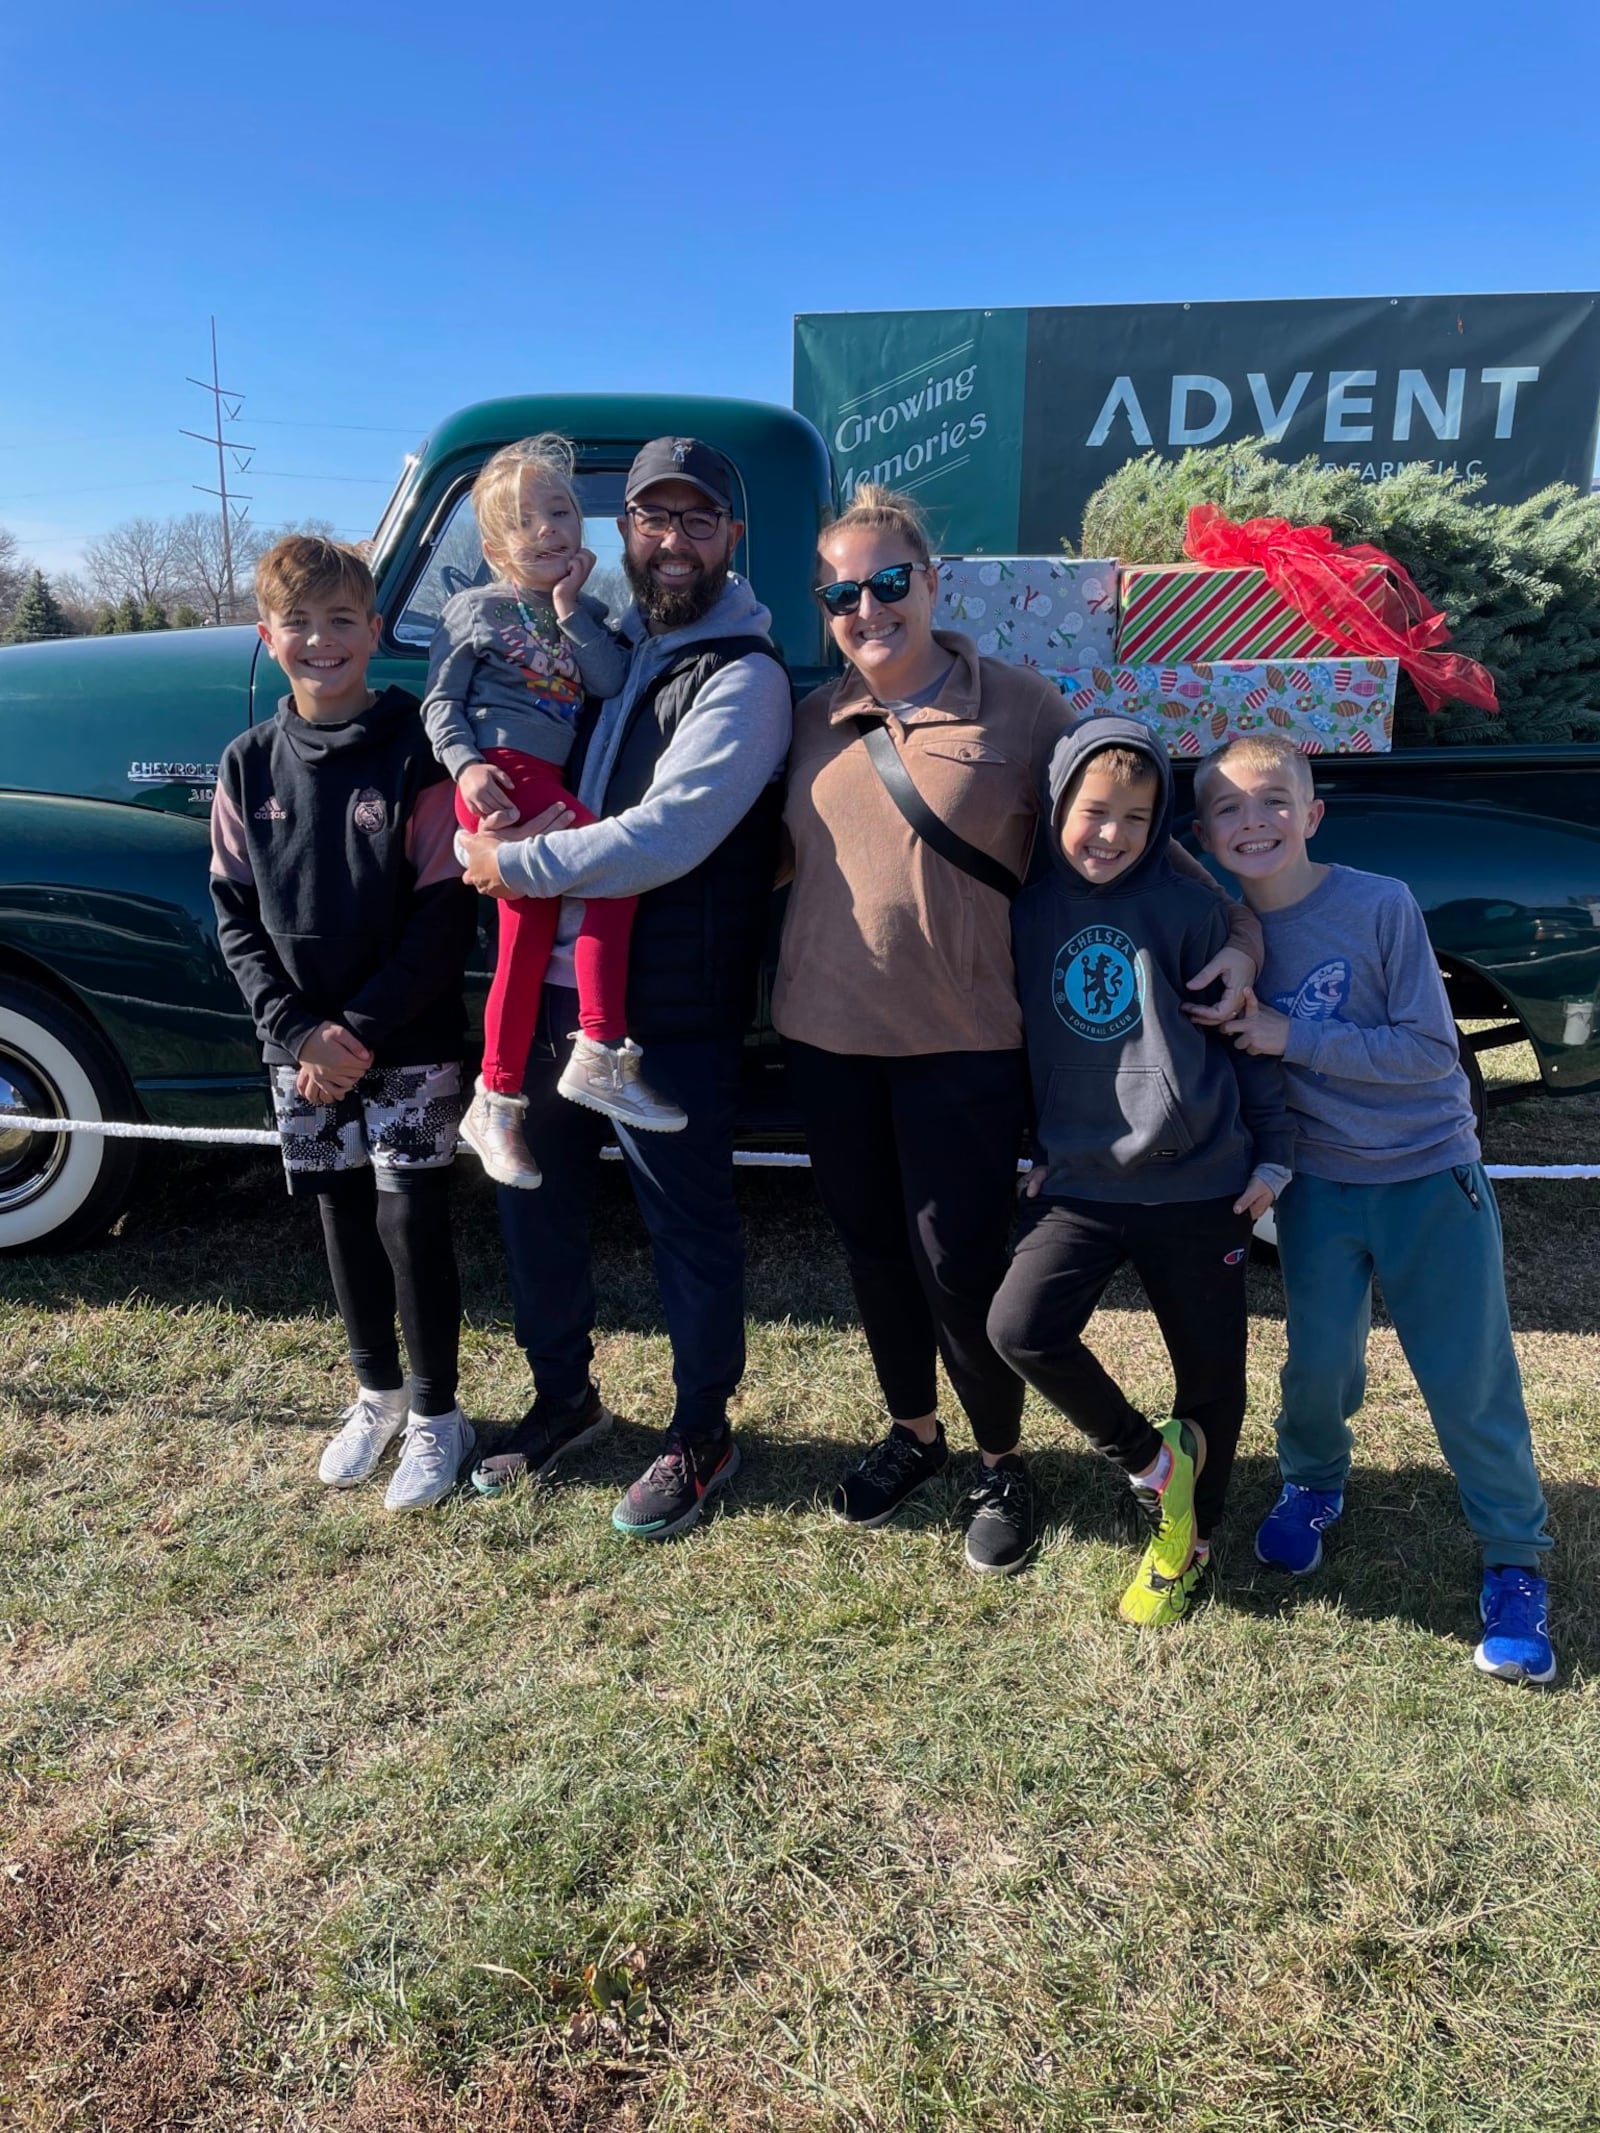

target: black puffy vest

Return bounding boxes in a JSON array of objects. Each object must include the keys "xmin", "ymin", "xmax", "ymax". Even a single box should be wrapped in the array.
[{"xmin": 570, "ymin": 635, "xmax": 786, "ymax": 1042}]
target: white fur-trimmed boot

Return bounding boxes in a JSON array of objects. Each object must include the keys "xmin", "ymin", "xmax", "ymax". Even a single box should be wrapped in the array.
[
  {"xmin": 556, "ymin": 1036, "xmax": 687, "ymax": 1133},
  {"xmin": 459, "ymin": 1076, "xmax": 543, "ymax": 1187}
]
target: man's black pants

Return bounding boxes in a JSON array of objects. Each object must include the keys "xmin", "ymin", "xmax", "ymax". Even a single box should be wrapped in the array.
[
  {"xmin": 497, "ymin": 986, "xmax": 745, "ymax": 1440},
  {"xmin": 986, "ymin": 1193, "xmax": 1255, "ymax": 1536},
  {"xmin": 784, "ymin": 1039, "xmax": 1028, "ymax": 1455}
]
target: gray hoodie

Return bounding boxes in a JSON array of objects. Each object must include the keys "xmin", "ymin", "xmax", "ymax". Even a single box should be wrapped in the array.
[
  {"xmin": 1012, "ymin": 717, "xmax": 1294, "ymax": 1202},
  {"xmin": 494, "ymin": 575, "xmax": 793, "ymax": 988}
]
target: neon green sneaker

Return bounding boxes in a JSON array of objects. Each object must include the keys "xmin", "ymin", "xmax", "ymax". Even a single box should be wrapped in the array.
[
  {"xmin": 1118, "ymin": 1418, "xmax": 1206, "ymax": 1627},
  {"xmin": 1120, "ymin": 1543, "xmax": 1209, "ymax": 1627}
]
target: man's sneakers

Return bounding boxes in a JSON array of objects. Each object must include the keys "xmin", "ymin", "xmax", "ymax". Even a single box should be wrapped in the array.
[
  {"xmin": 1119, "ymin": 1418, "xmax": 1206, "ymax": 1626},
  {"xmin": 1254, "ymin": 1483, "xmax": 1344, "ymax": 1575},
  {"xmin": 472, "ymin": 1382, "xmax": 613, "ymax": 1496},
  {"xmin": 557, "ymin": 1036, "xmax": 687, "ymax": 1133},
  {"xmin": 460, "ymin": 1077, "xmax": 542, "ymax": 1189},
  {"xmin": 1473, "ymin": 1566, "xmax": 1557, "ymax": 1685},
  {"xmin": 962, "ymin": 1455, "xmax": 1036, "ymax": 1575},
  {"xmin": 831, "ymin": 1422, "xmax": 949, "ymax": 1527},
  {"xmin": 318, "ymin": 1386, "xmax": 409, "ymax": 1488},
  {"xmin": 383, "ymin": 1408, "xmax": 477, "ymax": 1512},
  {"xmin": 612, "ymin": 1427, "xmax": 741, "ymax": 1540}
]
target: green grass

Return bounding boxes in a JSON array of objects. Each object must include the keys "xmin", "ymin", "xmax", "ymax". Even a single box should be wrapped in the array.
[{"xmin": 2, "ymin": 1044, "xmax": 1598, "ymax": 2131}]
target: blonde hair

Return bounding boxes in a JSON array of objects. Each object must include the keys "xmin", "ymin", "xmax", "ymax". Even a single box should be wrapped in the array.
[
  {"xmin": 819, "ymin": 483, "xmax": 934, "ymax": 568},
  {"xmin": 255, "ymin": 534, "xmax": 375, "ymax": 620},
  {"xmin": 472, "ymin": 433, "xmax": 582, "ymax": 564},
  {"xmin": 1195, "ymin": 733, "xmax": 1316, "ymax": 811}
]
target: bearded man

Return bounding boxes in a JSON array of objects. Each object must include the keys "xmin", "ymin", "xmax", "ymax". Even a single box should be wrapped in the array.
[{"xmin": 458, "ymin": 437, "xmax": 792, "ymax": 1539}]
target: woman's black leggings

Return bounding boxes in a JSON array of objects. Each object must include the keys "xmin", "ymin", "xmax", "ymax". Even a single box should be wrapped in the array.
[
  {"xmin": 315, "ymin": 1168, "xmax": 461, "ymax": 1417},
  {"xmin": 784, "ymin": 1039, "xmax": 1029, "ymax": 1454}
]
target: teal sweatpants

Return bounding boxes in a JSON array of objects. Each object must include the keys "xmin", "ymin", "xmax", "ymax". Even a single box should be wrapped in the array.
[{"xmin": 1275, "ymin": 1162, "xmax": 1551, "ymax": 1571}]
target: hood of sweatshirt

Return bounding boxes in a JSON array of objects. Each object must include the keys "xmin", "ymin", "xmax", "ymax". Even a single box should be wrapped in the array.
[
  {"xmin": 1044, "ymin": 715, "xmax": 1175, "ymax": 897},
  {"xmin": 274, "ymin": 683, "xmax": 418, "ymax": 766}
]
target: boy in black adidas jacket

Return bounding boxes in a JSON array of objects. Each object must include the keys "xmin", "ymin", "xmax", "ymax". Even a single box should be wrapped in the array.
[
  {"xmin": 210, "ymin": 536, "xmax": 478, "ymax": 1511},
  {"xmin": 986, "ymin": 718, "xmax": 1294, "ymax": 1625}
]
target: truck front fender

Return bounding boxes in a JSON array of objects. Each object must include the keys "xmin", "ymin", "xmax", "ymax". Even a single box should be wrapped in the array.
[{"xmin": 0, "ymin": 792, "xmax": 264, "ymax": 1123}]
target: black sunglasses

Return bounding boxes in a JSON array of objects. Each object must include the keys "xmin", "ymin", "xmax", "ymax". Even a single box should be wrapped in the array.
[{"xmin": 814, "ymin": 562, "xmax": 924, "ymax": 616}]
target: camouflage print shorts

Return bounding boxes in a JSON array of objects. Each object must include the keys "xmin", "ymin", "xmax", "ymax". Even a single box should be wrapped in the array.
[{"xmin": 269, "ymin": 1062, "xmax": 463, "ymax": 1195}]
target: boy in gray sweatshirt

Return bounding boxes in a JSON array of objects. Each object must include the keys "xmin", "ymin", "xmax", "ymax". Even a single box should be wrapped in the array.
[
  {"xmin": 987, "ymin": 718, "xmax": 1294, "ymax": 1627},
  {"xmin": 1198, "ymin": 733, "xmax": 1554, "ymax": 1686}
]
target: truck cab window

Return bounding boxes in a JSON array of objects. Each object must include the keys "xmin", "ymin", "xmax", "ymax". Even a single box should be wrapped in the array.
[{"xmin": 390, "ymin": 467, "xmax": 632, "ymax": 648}]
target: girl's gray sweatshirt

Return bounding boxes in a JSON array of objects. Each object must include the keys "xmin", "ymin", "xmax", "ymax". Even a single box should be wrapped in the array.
[{"xmin": 422, "ymin": 584, "xmax": 627, "ymax": 776}]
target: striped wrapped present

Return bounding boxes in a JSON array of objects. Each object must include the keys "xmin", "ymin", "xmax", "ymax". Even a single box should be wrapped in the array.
[
  {"xmin": 1046, "ymin": 658, "xmax": 1397, "ymax": 756},
  {"xmin": 1116, "ymin": 562, "xmax": 1388, "ymax": 666}
]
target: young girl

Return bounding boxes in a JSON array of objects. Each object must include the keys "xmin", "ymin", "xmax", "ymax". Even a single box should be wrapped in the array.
[{"xmin": 424, "ymin": 435, "xmax": 685, "ymax": 1188}]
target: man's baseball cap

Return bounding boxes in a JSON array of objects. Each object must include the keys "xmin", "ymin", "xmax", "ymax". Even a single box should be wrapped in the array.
[{"xmin": 624, "ymin": 437, "xmax": 738, "ymax": 515}]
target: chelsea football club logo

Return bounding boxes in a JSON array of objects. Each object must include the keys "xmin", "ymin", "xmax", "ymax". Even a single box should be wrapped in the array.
[{"xmin": 1053, "ymin": 925, "xmax": 1145, "ymax": 1042}]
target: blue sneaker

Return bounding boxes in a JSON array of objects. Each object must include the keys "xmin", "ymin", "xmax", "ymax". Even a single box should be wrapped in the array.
[
  {"xmin": 1254, "ymin": 1483, "xmax": 1343, "ymax": 1575},
  {"xmin": 1473, "ymin": 1567, "xmax": 1556, "ymax": 1685}
]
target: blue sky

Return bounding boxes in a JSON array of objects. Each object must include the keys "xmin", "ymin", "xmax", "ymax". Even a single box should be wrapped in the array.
[{"xmin": 2, "ymin": 0, "xmax": 1596, "ymax": 578}]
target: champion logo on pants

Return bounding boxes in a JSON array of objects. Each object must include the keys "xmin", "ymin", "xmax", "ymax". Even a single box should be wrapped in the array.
[{"xmin": 1223, "ymin": 1246, "xmax": 1247, "ymax": 1264}]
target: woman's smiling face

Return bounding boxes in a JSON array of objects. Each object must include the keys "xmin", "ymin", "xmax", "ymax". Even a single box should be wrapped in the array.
[{"xmin": 816, "ymin": 526, "xmax": 938, "ymax": 687}]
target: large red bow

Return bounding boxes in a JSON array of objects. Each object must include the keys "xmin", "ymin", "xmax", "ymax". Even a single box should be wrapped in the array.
[{"xmin": 1184, "ymin": 505, "xmax": 1499, "ymax": 716}]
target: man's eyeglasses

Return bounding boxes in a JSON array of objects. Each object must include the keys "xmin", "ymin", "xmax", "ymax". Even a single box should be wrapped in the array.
[
  {"xmin": 625, "ymin": 502, "xmax": 728, "ymax": 541},
  {"xmin": 813, "ymin": 563, "xmax": 922, "ymax": 617}
]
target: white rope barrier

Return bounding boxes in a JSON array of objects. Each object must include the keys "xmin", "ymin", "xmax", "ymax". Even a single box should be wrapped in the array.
[{"xmin": 1, "ymin": 1114, "xmax": 1597, "ymax": 1180}]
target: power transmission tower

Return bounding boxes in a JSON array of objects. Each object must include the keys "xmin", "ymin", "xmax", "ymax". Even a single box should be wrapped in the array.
[{"xmin": 181, "ymin": 317, "xmax": 254, "ymax": 618}]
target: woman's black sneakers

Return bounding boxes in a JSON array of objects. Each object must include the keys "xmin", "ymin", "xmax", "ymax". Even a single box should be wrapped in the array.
[
  {"xmin": 962, "ymin": 1455, "xmax": 1036, "ymax": 1575},
  {"xmin": 831, "ymin": 1422, "xmax": 949, "ymax": 1526}
]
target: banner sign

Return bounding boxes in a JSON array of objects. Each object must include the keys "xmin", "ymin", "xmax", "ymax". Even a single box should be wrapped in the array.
[{"xmin": 794, "ymin": 294, "xmax": 1600, "ymax": 553}]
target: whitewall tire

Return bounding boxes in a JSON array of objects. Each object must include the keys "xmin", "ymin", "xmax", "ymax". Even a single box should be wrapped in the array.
[{"xmin": 0, "ymin": 977, "xmax": 138, "ymax": 1252}]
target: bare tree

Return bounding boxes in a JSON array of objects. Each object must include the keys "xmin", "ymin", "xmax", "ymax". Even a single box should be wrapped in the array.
[
  {"xmin": 49, "ymin": 569, "xmax": 101, "ymax": 638},
  {"xmin": 168, "ymin": 509, "xmax": 261, "ymax": 624},
  {"xmin": 84, "ymin": 517, "xmax": 181, "ymax": 609},
  {"xmin": 0, "ymin": 527, "xmax": 29, "ymax": 629}
]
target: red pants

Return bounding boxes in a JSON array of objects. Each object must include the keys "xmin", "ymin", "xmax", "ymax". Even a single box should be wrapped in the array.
[{"xmin": 458, "ymin": 749, "xmax": 635, "ymax": 1094}]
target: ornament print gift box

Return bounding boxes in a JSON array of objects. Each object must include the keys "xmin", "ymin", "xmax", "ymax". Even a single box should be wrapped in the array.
[
  {"xmin": 1116, "ymin": 562, "xmax": 1389, "ymax": 666},
  {"xmin": 1055, "ymin": 659, "xmax": 1398, "ymax": 756},
  {"xmin": 935, "ymin": 557, "xmax": 1119, "ymax": 672}
]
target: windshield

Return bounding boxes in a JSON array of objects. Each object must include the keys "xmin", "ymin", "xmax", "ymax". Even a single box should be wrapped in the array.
[{"xmin": 369, "ymin": 448, "xmax": 426, "ymax": 572}]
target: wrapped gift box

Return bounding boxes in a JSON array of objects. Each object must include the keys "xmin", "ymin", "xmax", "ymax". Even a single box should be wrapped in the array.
[
  {"xmin": 936, "ymin": 556, "xmax": 1119, "ymax": 672},
  {"xmin": 1049, "ymin": 659, "xmax": 1397, "ymax": 755},
  {"xmin": 1117, "ymin": 562, "xmax": 1388, "ymax": 666}
]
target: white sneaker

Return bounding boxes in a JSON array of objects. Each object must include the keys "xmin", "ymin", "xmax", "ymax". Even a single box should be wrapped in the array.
[
  {"xmin": 460, "ymin": 1077, "xmax": 542, "ymax": 1188},
  {"xmin": 384, "ymin": 1408, "xmax": 477, "ymax": 1512},
  {"xmin": 556, "ymin": 1036, "xmax": 687, "ymax": 1133},
  {"xmin": 319, "ymin": 1387, "xmax": 409, "ymax": 1488}
]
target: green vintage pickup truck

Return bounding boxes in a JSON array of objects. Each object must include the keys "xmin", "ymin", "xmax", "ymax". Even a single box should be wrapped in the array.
[{"xmin": 2, "ymin": 391, "xmax": 1599, "ymax": 1250}]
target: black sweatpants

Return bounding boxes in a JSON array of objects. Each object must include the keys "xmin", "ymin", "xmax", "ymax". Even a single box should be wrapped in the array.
[
  {"xmin": 784, "ymin": 1039, "xmax": 1029, "ymax": 1455},
  {"xmin": 315, "ymin": 1167, "xmax": 462, "ymax": 1417},
  {"xmin": 986, "ymin": 1193, "xmax": 1254, "ymax": 1536}
]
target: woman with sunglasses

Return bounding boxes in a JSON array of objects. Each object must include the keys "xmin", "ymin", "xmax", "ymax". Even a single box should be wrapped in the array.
[{"xmin": 774, "ymin": 485, "xmax": 1262, "ymax": 1575}]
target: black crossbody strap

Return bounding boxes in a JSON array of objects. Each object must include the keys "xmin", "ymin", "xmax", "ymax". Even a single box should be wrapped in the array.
[{"xmin": 851, "ymin": 714, "xmax": 1022, "ymax": 900}]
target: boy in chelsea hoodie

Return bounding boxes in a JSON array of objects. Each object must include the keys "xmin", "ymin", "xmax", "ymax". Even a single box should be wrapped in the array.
[{"xmin": 986, "ymin": 719, "xmax": 1294, "ymax": 1625}]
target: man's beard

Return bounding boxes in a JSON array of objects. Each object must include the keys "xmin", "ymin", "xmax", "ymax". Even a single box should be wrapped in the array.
[{"xmin": 625, "ymin": 549, "xmax": 728, "ymax": 632}]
